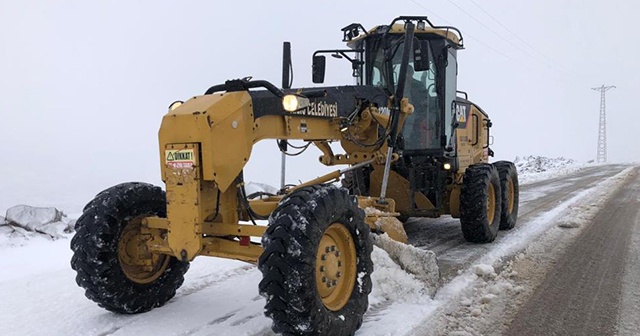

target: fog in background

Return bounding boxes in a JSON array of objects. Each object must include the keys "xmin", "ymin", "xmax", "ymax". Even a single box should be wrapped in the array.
[{"xmin": 1, "ymin": 0, "xmax": 638, "ymax": 213}]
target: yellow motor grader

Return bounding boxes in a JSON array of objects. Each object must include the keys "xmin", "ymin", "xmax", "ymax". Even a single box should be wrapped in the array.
[{"xmin": 71, "ymin": 16, "xmax": 518, "ymax": 336}]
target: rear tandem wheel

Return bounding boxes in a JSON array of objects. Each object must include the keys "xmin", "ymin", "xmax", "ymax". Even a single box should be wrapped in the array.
[
  {"xmin": 494, "ymin": 160, "xmax": 519, "ymax": 230},
  {"xmin": 460, "ymin": 164, "xmax": 502, "ymax": 243}
]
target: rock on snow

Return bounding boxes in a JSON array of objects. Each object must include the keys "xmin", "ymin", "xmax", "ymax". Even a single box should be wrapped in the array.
[{"xmin": 3, "ymin": 205, "xmax": 74, "ymax": 239}]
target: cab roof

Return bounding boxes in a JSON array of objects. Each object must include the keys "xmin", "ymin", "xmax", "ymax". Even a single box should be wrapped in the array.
[{"xmin": 343, "ymin": 17, "xmax": 464, "ymax": 50}]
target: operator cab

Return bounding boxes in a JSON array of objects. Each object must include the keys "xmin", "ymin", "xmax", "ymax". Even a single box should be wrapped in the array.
[
  {"xmin": 356, "ymin": 19, "xmax": 463, "ymax": 157},
  {"xmin": 313, "ymin": 17, "xmax": 463, "ymax": 156},
  {"xmin": 325, "ymin": 17, "xmax": 467, "ymax": 213}
]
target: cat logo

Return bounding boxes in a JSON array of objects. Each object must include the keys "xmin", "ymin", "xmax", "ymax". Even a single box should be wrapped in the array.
[{"xmin": 456, "ymin": 105, "xmax": 468, "ymax": 123}]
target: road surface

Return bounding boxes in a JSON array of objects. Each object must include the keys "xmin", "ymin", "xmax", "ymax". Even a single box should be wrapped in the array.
[{"xmin": 505, "ymin": 166, "xmax": 640, "ymax": 336}]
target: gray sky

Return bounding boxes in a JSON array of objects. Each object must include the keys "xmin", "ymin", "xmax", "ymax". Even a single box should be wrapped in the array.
[{"xmin": 1, "ymin": 0, "xmax": 638, "ymax": 213}]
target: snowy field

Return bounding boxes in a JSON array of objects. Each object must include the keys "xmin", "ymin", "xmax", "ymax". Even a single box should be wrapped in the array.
[{"xmin": 0, "ymin": 156, "xmax": 618, "ymax": 336}]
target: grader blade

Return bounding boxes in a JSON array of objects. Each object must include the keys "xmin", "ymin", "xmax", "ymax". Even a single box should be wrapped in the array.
[{"xmin": 360, "ymin": 198, "xmax": 439, "ymax": 292}]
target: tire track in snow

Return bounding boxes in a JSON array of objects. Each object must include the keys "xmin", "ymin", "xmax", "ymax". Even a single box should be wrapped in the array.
[
  {"xmin": 176, "ymin": 264, "xmax": 255, "ymax": 298},
  {"xmin": 93, "ymin": 265, "xmax": 258, "ymax": 336},
  {"xmin": 179, "ymin": 309, "xmax": 241, "ymax": 335}
]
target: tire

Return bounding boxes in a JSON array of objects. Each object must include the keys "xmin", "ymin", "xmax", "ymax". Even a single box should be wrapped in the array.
[
  {"xmin": 460, "ymin": 164, "xmax": 502, "ymax": 243},
  {"xmin": 494, "ymin": 161, "xmax": 519, "ymax": 230},
  {"xmin": 341, "ymin": 168, "xmax": 369, "ymax": 196},
  {"xmin": 70, "ymin": 182, "xmax": 189, "ymax": 314},
  {"xmin": 258, "ymin": 185, "xmax": 373, "ymax": 336}
]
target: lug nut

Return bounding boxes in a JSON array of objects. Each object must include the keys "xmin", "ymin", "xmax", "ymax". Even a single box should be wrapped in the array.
[
  {"xmin": 327, "ymin": 282, "xmax": 332, "ymax": 288},
  {"xmin": 321, "ymin": 254, "xmax": 326, "ymax": 261},
  {"xmin": 320, "ymin": 266, "xmax": 325, "ymax": 272},
  {"xmin": 325, "ymin": 246, "xmax": 331, "ymax": 253},
  {"xmin": 338, "ymin": 261, "xmax": 342, "ymax": 267},
  {"xmin": 332, "ymin": 280, "xmax": 338, "ymax": 286},
  {"xmin": 336, "ymin": 272, "xmax": 342, "ymax": 278},
  {"xmin": 322, "ymin": 276, "xmax": 327, "ymax": 283},
  {"xmin": 331, "ymin": 245, "xmax": 336, "ymax": 251},
  {"xmin": 335, "ymin": 251, "xmax": 340, "ymax": 257}
]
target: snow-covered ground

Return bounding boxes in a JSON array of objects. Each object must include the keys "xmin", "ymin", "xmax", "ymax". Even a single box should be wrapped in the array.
[
  {"xmin": 513, "ymin": 155, "xmax": 590, "ymax": 185},
  {"xmin": 0, "ymin": 156, "xmax": 608, "ymax": 336}
]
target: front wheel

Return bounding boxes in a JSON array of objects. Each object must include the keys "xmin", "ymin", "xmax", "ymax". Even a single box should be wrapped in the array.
[
  {"xmin": 258, "ymin": 185, "xmax": 373, "ymax": 336},
  {"xmin": 70, "ymin": 182, "xmax": 189, "ymax": 314}
]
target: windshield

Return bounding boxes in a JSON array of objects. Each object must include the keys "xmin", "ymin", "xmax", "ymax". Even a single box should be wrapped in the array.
[{"xmin": 369, "ymin": 37, "xmax": 441, "ymax": 150}]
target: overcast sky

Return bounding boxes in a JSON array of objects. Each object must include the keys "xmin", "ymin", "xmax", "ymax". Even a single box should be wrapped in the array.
[{"xmin": 1, "ymin": 0, "xmax": 638, "ymax": 213}]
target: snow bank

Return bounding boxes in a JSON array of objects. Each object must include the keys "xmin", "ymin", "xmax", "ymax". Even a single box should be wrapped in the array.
[
  {"xmin": 372, "ymin": 233, "xmax": 439, "ymax": 296},
  {"xmin": 369, "ymin": 246, "xmax": 432, "ymax": 303},
  {"xmin": 513, "ymin": 155, "xmax": 588, "ymax": 185},
  {"xmin": 514, "ymin": 155, "xmax": 577, "ymax": 174}
]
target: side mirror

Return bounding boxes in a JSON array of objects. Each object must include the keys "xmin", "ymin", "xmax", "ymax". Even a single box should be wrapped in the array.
[
  {"xmin": 282, "ymin": 42, "xmax": 292, "ymax": 89},
  {"xmin": 312, "ymin": 55, "xmax": 326, "ymax": 84},
  {"xmin": 413, "ymin": 40, "xmax": 431, "ymax": 72}
]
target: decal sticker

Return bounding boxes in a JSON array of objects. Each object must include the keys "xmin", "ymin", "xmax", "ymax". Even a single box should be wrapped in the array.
[
  {"xmin": 289, "ymin": 100, "xmax": 339, "ymax": 117},
  {"xmin": 456, "ymin": 104, "xmax": 468, "ymax": 123},
  {"xmin": 455, "ymin": 101, "xmax": 473, "ymax": 129},
  {"xmin": 165, "ymin": 149, "xmax": 195, "ymax": 169}
]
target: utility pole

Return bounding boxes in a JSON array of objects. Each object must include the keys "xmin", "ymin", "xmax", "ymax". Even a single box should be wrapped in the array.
[{"xmin": 591, "ymin": 85, "xmax": 615, "ymax": 163}]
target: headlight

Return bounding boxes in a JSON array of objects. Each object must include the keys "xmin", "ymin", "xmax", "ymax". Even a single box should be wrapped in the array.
[
  {"xmin": 282, "ymin": 94, "xmax": 309, "ymax": 112},
  {"xmin": 168, "ymin": 100, "xmax": 183, "ymax": 111},
  {"xmin": 443, "ymin": 163, "xmax": 452, "ymax": 170}
]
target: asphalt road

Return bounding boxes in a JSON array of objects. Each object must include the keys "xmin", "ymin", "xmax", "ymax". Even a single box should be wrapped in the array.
[
  {"xmin": 405, "ymin": 164, "xmax": 631, "ymax": 282},
  {"xmin": 506, "ymin": 166, "xmax": 640, "ymax": 336}
]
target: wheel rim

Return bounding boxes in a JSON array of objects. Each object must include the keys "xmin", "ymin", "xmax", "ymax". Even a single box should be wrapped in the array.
[
  {"xmin": 118, "ymin": 216, "xmax": 170, "ymax": 284},
  {"xmin": 487, "ymin": 183, "xmax": 496, "ymax": 224},
  {"xmin": 507, "ymin": 178, "xmax": 515, "ymax": 214},
  {"xmin": 315, "ymin": 223, "xmax": 357, "ymax": 311}
]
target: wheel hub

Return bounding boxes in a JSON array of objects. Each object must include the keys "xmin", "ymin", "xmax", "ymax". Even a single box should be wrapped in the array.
[
  {"xmin": 507, "ymin": 178, "xmax": 515, "ymax": 213},
  {"xmin": 118, "ymin": 216, "xmax": 170, "ymax": 284},
  {"xmin": 315, "ymin": 223, "xmax": 357, "ymax": 311},
  {"xmin": 487, "ymin": 183, "xmax": 496, "ymax": 224}
]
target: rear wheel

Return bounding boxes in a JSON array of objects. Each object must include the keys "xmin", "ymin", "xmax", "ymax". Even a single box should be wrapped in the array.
[
  {"xmin": 494, "ymin": 161, "xmax": 519, "ymax": 230},
  {"xmin": 258, "ymin": 185, "xmax": 373, "ymax": 336},
  {"xmin": 70, "ymin": 182, "xmax": 189, "ymax": 314},
  {"xmin": 460, "ymin": 164, "xmax": 502, "ymax": 243}
]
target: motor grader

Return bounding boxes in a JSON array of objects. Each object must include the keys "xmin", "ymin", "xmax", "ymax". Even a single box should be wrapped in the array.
[{"xmin": 71, "ymin": 16, "xmax": 519, "ymax": 336}]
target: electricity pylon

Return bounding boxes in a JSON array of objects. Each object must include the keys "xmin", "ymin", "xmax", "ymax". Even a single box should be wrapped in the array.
[{"xmin": 591, "ymin": 85, "xmax": 615, "ymax": 163}]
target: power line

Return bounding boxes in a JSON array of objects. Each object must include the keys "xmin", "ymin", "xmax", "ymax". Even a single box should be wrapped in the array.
[
  {"xmin": 465, "ymin": 0, "xmax": 578, "ymax": 78},
  {"xmin": 441, "ymin": 0, "xmax": 560, "ymax": 70},
  {"xmin": 408, "ymin": 0, "xmax": 514, "ymax": 62},
  {"xmin": 408, "ymin": 0, "xmax": 580, "ymax": 82},
  {"xmin": 467, "ymin": 0, "xmax": 554, "ymax": 63}
]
